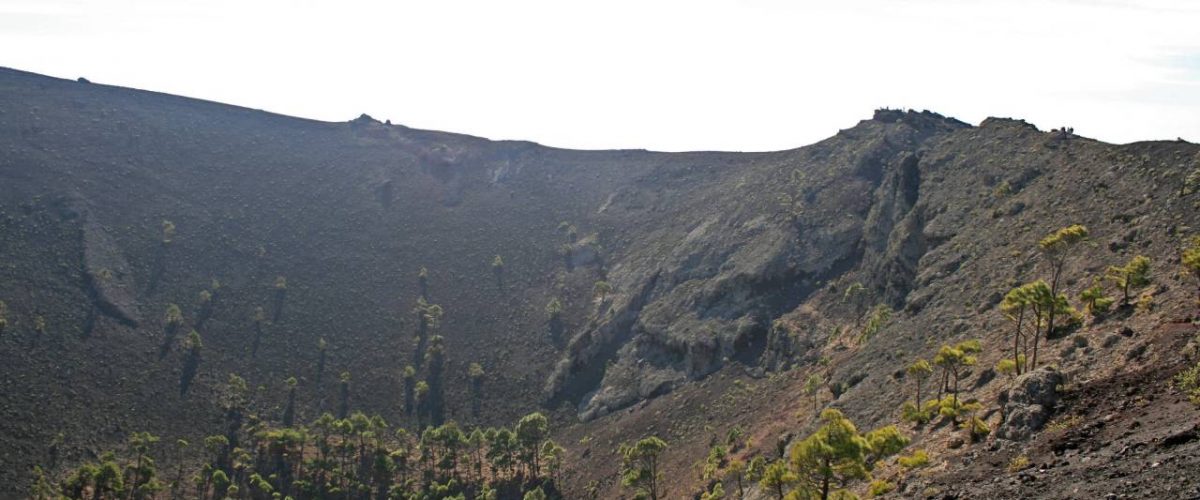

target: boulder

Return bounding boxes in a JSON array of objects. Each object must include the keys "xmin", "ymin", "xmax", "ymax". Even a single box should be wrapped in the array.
[{"xmin": 997, "ymin": 366, "xmax": 1064, "ymax": 440}]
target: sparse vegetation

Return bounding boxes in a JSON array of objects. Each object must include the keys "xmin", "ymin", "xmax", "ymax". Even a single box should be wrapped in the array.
[{"xmin": 9, "ymin": 68, "xmax": 1200, "ymax": 500}]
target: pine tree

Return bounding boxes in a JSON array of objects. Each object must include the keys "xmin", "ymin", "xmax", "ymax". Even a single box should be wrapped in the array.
[
  {"xmin": 803, "ymin": 373, "xmax": 823, "ymax": 416},
  {"xmin": 418, "ymin": 267, "xmax": 430, "ymax": 298},
  {"xmin": 180, "ymin": 330, "xmax": 203, "ymax": 397},
  {"xmin": 790, "ymin": 409, "xmax": 906, "ymax": 500},
  {"xmin": 759, "ymin": 459, "xmax": 795, "ymax": 500},
  {"xmin": 1037, "ymin": 224, "xmax": 1088, "ymax": 365},
  {"xmin": 165, "ymin": 303, "xmax": 184, "ymax": 328},
  {"xmin": 283, "ymin": 377, "xmax": 298, "ymax": 427},
  {"xmin": 841, "ymin": 282, "xmax": 868, "ymax": 326},
  {"xmin": 619, "ymin": 436, "xmax": 667, "ymax": 500},
  {"xmin": 726, "ymin": 457, "xmax": 747, "ymax": 499},
  {"xmin": 316, "ymin": 337, "xmax": 328, "ymax": 384},
  {"xmin": 403, "ymin": 365, "xmax": 417, "ymax": 416},
  {"xmin": 1106, "ymin": 255, "xmax": 1151, "ymax": 304},
  {"xmin": 338, "ymin": 371, "xmax": 351, "ymax": 419},
  {"xmin": 515, "ymin": 412, "xmax": 549, "ymax": 477},
  {"xmin": 160, "ymin": 220, "xmax": 176, "ymax": 244},
  {"xmin": 1079, "ymin": 278, "xmax": 1114, "ymax": 316},
  {"xmin": 593, "ymin": 281, "xmax": 612, "ymax": 303},
  {"xmin": 1000, "ymin": 286, "xmax": 1030, "ymax": 375},
  {"xmin": 900, "ymin": 359, "xmax": 935, "ymax": 424},
  {"xmin": 933, "ymin": 340, "xmax": 981, "ymax": 423},
  {"xmin": 468, "ymin": 363, "xmax": 485, "ymax": 418}
]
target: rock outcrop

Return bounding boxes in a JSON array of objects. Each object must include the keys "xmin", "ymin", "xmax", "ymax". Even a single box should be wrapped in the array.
[{"xmin": 997, "ymin": 367, "xmax": 1064, "ymax": 440}]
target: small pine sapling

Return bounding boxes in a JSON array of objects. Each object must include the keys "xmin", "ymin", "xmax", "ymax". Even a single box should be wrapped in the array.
[
  {"xmin": 1079, "ymin": 278, "xmax": 1114, "ymax": 316},
  {"xmin": 1106, "ymin": 255, "xmax": 1151, "ymax": 304}
]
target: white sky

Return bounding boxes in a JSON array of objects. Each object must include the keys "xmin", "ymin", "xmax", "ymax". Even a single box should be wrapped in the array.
[{"xmin": 2, "ymin": 0, "xmax": 1199, "ymax": 151}]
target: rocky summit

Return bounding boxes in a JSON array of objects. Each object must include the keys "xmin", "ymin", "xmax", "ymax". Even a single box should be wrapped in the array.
[{"xmin": 2, "ymin": 67, "xmax": 1199, "ymax": 499}]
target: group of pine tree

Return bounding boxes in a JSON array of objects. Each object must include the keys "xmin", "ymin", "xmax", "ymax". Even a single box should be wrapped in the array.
[
  {"xmin": 27, "ymin": 235, "xmax": 578, "ymax": 500},
  {"xmin": 616, "ymin": 225, "xmax": 1199, "ymax": 500},
  {"xmin": 31, "ymin": 374, "xmax": 565, "ymax": 500},
  {"xmin": 15, "ymin": 212, "xmax": 1200, "ymax": 499}
]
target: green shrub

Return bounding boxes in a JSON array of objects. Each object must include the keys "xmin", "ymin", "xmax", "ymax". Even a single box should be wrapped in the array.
[
  {"xmin": 1175, "ymin": 361, "xmax": 1200, "ymax": 405},
  {"xmin": 897, "ymin": 449, "xmax": 930, "ymax": 469},
  {"xmin": 1008, "ymin": 455, "xmax": 1030, "ymax": 472},
  {"xmin": 868, "ymin": 479, "xmax": 895, "ymax": 497}
]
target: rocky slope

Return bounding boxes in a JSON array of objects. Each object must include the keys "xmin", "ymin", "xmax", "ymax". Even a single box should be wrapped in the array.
[{"xmin": 1, "ymin": 67, "xmax": 1199, "ymax": 497}]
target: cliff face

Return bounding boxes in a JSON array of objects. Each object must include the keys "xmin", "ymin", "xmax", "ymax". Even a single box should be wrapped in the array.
[
  {"xmin": 2, "ymin": 67, "xmax": 1199, "ymax": 497},
  {"xmin": 544, "ymin": 110, "xmax": 974, "ymax": 419}
]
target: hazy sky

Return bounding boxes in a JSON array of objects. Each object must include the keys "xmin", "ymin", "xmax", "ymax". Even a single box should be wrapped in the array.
[{"xmin": 2, "ymin": 0, "xmax": 1199, "ymax": 151}]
